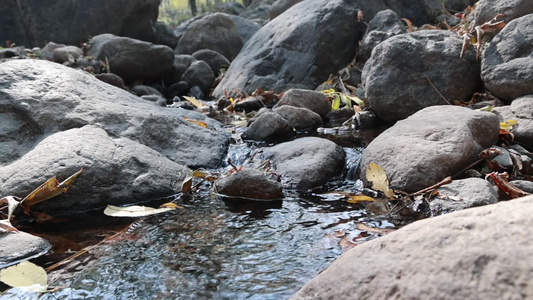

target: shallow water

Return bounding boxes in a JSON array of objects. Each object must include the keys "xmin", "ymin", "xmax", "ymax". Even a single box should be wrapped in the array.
[{"xmin": 1, "ymin": 144, "xmax": 397, "ymax": 299}]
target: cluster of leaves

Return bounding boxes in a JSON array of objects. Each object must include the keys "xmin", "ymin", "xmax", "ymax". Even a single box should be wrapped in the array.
[{"xmin": 321, "ymin": 89, "xmax": 364, "ymax": 111}]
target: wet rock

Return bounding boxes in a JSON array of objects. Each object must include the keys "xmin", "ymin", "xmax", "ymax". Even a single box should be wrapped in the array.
[
  {"xmin": 215, "ymin": 168, "xmax": 284, "ymax": 200},
  {"xmin": 352, "ymin": 110, "xmax": 380, "ymax": 130},
  {"xmin": 481, "ymin": 14, "xmax": 533, "ymax": 103},
  {"xmin": 167, "ymin": 81, "xmax": 190, "ymax": 99},
  {"xmin": 272, "ymin": 105, "xmax": 323, "ymax": 130},
  {"xmin": 155, "ymin": 21, "xmax": 178, "ymax": 49},
  {"xmin": 360, "ymin": 106, "xmax": 499, "ymax": 193},
  {"xmin": 94, "ymin": 73, "xmax": 126, "ymax": 89},
  {"xmin": 234, "ymin": 96, "xmax": 267, "ymax": 112},
  {"xmin": 175, "ymin": 13, "xmax": 243, "ymax": 61},
  {"xmin": 0, "ymin": 0, "xmax": 160, "ymax": 47},
  {"xmin": 189, "ymin": 86, "xmax": 205, "ymax": 100},
  {"xmin": 269, "ymin": 0, "xmax": 302, "ymax": 19},
  {"xmin": 86, "ymin": 34, "xmax": 174, "ymax": 83},
  {"xmin": 292, "ymin": 195, "xmax": 533, "ymax": 300},
  {"xmin": 261, "ymin": 137, "xmax": 345, "ymax": 190},
  {"xmin": 52, "ymin": 46, "xmax": 83, "ymax": 64},
  {"xmin": 131, "ymin": 85, "xmax": 163, "ymax": 97},
  {"xmin": 242, "ymin": 110, "xmax": 293, "ymax": 141},
  {"xmin": 192, "ymin": 49, "xmax": 231, "ymax": 76},
  {"xmin": 180, "ymin": 60, "xmax": 215, "ymax": 97},
  {"xmin": 362, "ymin": 30, "xmax": 481, "ymax": 123},
  {"xmin": 430, "ymin": 178, "xmax": 499, "ymax": 215},
  {"xmin": 213, "ymin": 0, "xmax": 366, "ymax": 96},
  {"xmin": 474, "ymin": 0, "xmax": 533, "ymax": 25},
  {"xmin": 0, "ymin": 125, "xmax": 189, "ymax": 214},
  {"xmin": 359, "ymin": 9, "xmax": 406, "ymax": 61},
  {"xmin": 326, "ymin": 107, "xmax": 355, "ymax": 125},
  {"xmin": 0, "ymin": 59, "xmax": 230, "ymax": 168},
  {"xmin": 274, "ymin": 89, "xmax": 330, "ymax": 117},
  {"xmin": 0, "ymin": 232, "xmax": 52, "ymax": 269},
  {"xmin": 493, "ymin": 95, "xmax": 533, "ymax": 149}
]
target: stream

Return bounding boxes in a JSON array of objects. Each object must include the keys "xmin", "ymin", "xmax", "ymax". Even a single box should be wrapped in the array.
[{"xmin": 1, "ymin": 133, "xmax": 405, "ymax": 300}]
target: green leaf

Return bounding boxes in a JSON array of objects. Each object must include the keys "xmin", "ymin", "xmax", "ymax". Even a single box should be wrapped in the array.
[
  {"xmin": 0, "ymin": 261, "xmax": 48, "ymax": 292},
  {"xmin": 331, "ymin": 95, "xmax": 341, "ymax": 110}
]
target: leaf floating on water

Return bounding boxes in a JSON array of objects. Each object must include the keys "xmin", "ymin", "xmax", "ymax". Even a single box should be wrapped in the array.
[
  {"xmin": 103, "ymin": 205, "xmax": 176, "ymax": 217},
  {"xmin": 181, "ymin": 170, "xmax": 194, "ymax": 194},
  {"xmin": 365, "ymin": 163, "xmax": 395, "ymax": 199},
  {"xmin": 346, "ymin": 195, "xmax": 375, "ymax": 203},
  {"xmin": 160, "ymin": 202, "xmax": 184, "ymax": 209},
  {"xmin": 0, "ymin": 261, "xmax": 48, "ymax": 292},
  {"xmin": 356, "ymin": 222, "xmax": 395, "ymax": 235}
]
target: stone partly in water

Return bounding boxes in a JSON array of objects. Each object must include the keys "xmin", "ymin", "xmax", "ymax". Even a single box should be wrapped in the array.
[
  {"xmin": 0, "ymin": 232, "xmax": 52, "ymax": 269},
  {"xmin": 360, "ymin": 105, "xmax": 500, "ymax": 193},
  {"xmin": 493, "ymin": 95, "xmax": 533, "ymax": 149},
  {"xmin": 215, "ymin": 168, "xmax": 284, "ymax": 200},
  {"xmin": 291, "ymin": 195, "xmax": 533, "ymax": 300},
  {"xmin": 261, "ymin": 137, "xmax": 346, "ymax": 190},
  {"xmin": 274, "ymin": 89, "xmax": 331, "ymax": 117}
]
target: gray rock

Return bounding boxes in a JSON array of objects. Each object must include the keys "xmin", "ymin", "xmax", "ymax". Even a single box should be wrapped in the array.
[
  {"xmin": 272, "ymin": 105, "xmax": 323, "ymax": 130},
  {"xmin": 269, "ymin": 0, "xmax": 303, "ymax": 19},
  {"xmin": 228, "ymin": 15, "xmax": 260, "ymax": 44},
  {"xmin": 0, "ymin": 59, "xmax": 230, "ymax": 169},
  {"xmin": 234, "ymin": 96, "xmax": 267, "ymax": 112},
  {"xmin": 242, "ymin": 110, "xmax": 293, "ymax": 140},
  {"xmin": 493, "ymin": 95, "xmax": 533, "ymax": 149},
  {"xmin": 86, "ymin": 34, "xmax": 174, "ymax": 83},
  {"xmin": 481, "ymin": 14, "xmax": 533, "ymax": 103},
  {"xmin": 292, "ymin": 195, "xmax": 533, "ymax": 300},
  {"xmin": 238, "ymin": 0, "xmax": 277, "ymax": 24},
  {"xmin": 0, "ymin": 0, "xmax": 160, "ymax": 47},
  {"xmin": 155, "ymin": 21, "xmax": 178, "ymax": 49},
  {"xmin": 0, "ymin": 232, "xmax": 52, "ymax": 269},
  {"xmin": 431, "ymin": 178, "xmax": 499, "ymax": 215},
  {"xmin": 474, "ymin": 0, "xmax": 533, "ymax": 25},
  {"xmin": 443, "ymin": 0, "xmax": 476, "ymax": 12},
  {"xmin": 192, "ymin": 49, "xmax": 231, "ymax": 76},
  {"xmin": 360, "ymin": 106, "xmax": 500, "ymax": 193},
  {"xmin": 510, "ymin": 180, "xmax": 533, "ymax": 193},
  {"xmin": 362, "ymin": 30, "xmax": 481, "ymax": 123},
  {"xmin": 215, "ymin": 168, "xmax": 284, "ymax": 200},
  {"xmin": 131, "ymin": 85, "xmax": 163, "ymax": 97},
  {"xmin": 274, "ymin": 89, "xmax": 330, "ymax": 117},
  {"xmin": 180, "ymin": 60, "xmax": 215, "ymax": 97},
  {"xmin": 0, "ymin": 126, "xmax": 189, "ymax": 213},
  {"xmin": 261, "ymin": 137, "xmax": 345, "ymax": 190},
  {"xmin": 216, "ymin": 1, "xmax": 245, "ymax": 15},
  {"xmin": 41, "ymin": 42, "xmax": 67, "ymax": 54},
  {"xmin": 213, "ymin": 0, "xmax": 365, "ymax": 96},
  {"xmin": 168, "ymin": 54, "xmax": 196, "ymax": 84},
  {"xmin": 52, "ymin": 46, "xmax": 83, "ymax": 64},
  {"xmin": 167, "ymin": 81, "xmax": 190, "ymax": 99},
  {"xmin": 94, "ymin": 73, "xmax": 126, "ymax": 89},
  {"xmin": 140, "ymin": 95, "xmax": 167, "ymax": 107},
  {"xmin": 359, "ymin": 9, "xmax": 406, "ymax": 61},
  {"xmin": 175, "ymin": 13, "xmax": 243, "ymax": 61}
]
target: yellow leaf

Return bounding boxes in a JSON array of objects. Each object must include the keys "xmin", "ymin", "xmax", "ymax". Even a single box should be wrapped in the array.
[
  {"xmin": 500, "ymin": 120, "xmax": 517, "ymax": 131},
  {"xmin": 505, "ymin": 120, "xmax": 517, "ymax": 125},
  {"xmin": 475, "ymin": 105, "xmax": 493, "ymax": 112},
  {"xmin": 182, "ymin": 117, "xmax": 208, "ymax": 128},
  {"xmin": 160, "ymin": 202, "xmax": 184, "ymax": 209},
  {"xmin": 20, "ymin": 168, "xmax": 83, "ymax": 209},
  {"xmin": 0, "ymin": 261, "xmax": 48, "ymax": 292},
  {"xmin": 103, "ymin": 205, "xmax": 175, "ymax": 217},
  {"xmin": 347, "ymin": 195, "xmax": 375, "ymax": 203},
  {"xmin": 331, "ymin": 95, "xmax": 341, "ymax": 110},
  {"xmin": 183, "ymin": 96, "xmax": 207, "ymax": 108},
  {"xmin": 365, "ymin": 163, "xmax": 395, "ymax": 199}
]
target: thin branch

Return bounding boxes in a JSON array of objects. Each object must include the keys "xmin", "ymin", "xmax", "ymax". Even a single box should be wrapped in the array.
[{"xmin": 425, "ymin": 76, "xmax": 452, "ymax": 105}]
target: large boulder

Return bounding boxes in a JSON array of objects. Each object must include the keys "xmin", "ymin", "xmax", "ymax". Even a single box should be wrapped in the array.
[
  {"xmin": 175, "ymin": 13, "xmax": 243, "ymax": 61},
  {"xmin": 86, "ymin": 34, "xmax": 174, "ymax": 83},
  {"xmin": 443, "ymin": 0, "xmax": 476, "ymax": 12},
  {"xmin": 362, "ymin": 30, "xmax": 481, "ymax": 123},
  {"xmin": 274, "ymin": 89, "xmax": 331, "ymax": 117},
  {"xmin": 292, "ymin": 195, "xmax": 533, "ymax": 300},
  {"xmin": 0, "ymin": 0, "xmax": 160, "ymax": 47},
  {"xmin": 0, "ymin": 59, "xmax": 230, "ymax": 169},
  {"xmin": 213, "ymin": 0, "xmax": 366, "ymax": 97},
  {"xmin": 481, "ymin": 14, "xmax": 533, "ymax": 103},
  {"xmin": 474, "ymin": 0, "xmax": 533, "ymax": 25},
  {"xmin": 360, "ymin": 106, "xmax": 499, "ymax": 193},
  {"xmin": 261, "ymin": 137, "xmax": 346, "ymax": 190},
  {"xmin": 359, "ymin": 9, "xmax": 406, "ymax": 61},
  {"xmin": 228, "ymin": 15, "xmax": 260, "ymax": 44},
  {"xmin": 493, "ymin": 95, "xmax": 533, "ymax": 149},
  {"xmin": 0, "ymin": 126, "xmax": 189, "ymax": 213}
]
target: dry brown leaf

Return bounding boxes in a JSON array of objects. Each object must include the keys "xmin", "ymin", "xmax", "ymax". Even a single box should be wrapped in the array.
[{"xmin": 365, "ymin": 163, "xmax": 395, "ymax": 199}]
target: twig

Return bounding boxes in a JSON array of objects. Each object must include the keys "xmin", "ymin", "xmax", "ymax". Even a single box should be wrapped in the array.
[
  {"xmin": 410, "ymin": 176, "xmax": 453, "ymax": 196},
  {"xmin": 425, "ymin": 76, "xmax": 452, "ymax": 105},
  {"xmin": 227, "ymin": 158, "xmax": 239, "ymax": 172}
]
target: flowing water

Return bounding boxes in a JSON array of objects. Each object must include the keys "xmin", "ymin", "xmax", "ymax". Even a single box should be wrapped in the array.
[{"xmin": 1, "ymin": 139, "xmax": 401, "ymax": 300}]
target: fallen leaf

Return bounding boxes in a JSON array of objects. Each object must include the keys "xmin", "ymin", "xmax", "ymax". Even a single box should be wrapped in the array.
[
  {"xmin": 0, "ymin": 261, "xmax": 48, "ymax": 292},
  {"xmin": 104, "ymin": 205, "xmax": 176, "ymax": 217},
  {"xmin": 160, "ymin": 202, "xmax": 184, "ymax": 209},
  {"xmin": 183, "ymin": 96, "xmax": 207, "ymax": 109},
  {"xmin": 182, "ymin": 117, "xmax": 208, "ymax": 128},
  {"xmin": 0, "ymin": 219, "xmax": 19, "ymax": 233},
  {"xmin": 0, "ymin": 196, "xmax": 20, "ymax": 220},
  {"xmin": 181, "ymin": 170, "xmax": 194, "ymax": 194},
  {"xmin": 347, "ymin": 195, "xmax": 375, "ymax": 203},
  {"xmin": 356, "ymin": 222, "xmax": 395, "ymax": 235},
  {"xmin": 365, "ymin": 163, "xmax": 395, "ymax": 199},
  {"xmin": 500, "ymin": 120, "xmax": 517, "ymax": 131}
]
